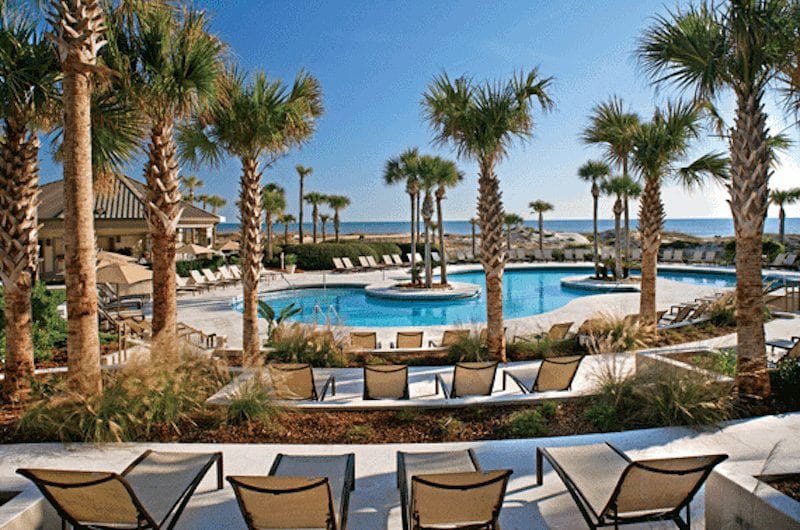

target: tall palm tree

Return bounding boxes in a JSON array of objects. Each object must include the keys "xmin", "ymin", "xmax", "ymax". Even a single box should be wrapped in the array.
[
  {"xmin": 601, "ymin": 176, "xmax": 641, "ymax": 280},
  {"xmin": 304, "ymin": 192, "xmax": 328, "ymax": 244},
  {"xmin": 504, "ymin": 213, "xmax": 524, "ymax": 252},
  {"xmin": 423, "ymin": 70, "xmax": 553, "ymax": 361},
  {"xmin": 769, "ymin": 188, "xmax": 800, "ymax": 244},
  {"xmin": 636, "ymin": 2, "xmax": 792, "ymax": 400},
  {"xmin": 629, "ymin": 102, "xmax": 728, "ymax": 326},
  {"xmin": 582, "ymin": 97, "xmax": 640, "ymax": 261},
  {"xmin": 279, "ymin": 212, "xmax": 295, "ymax": 244},
  {"xmin": 430, "ymin": 156, "xmax": 462, "ymax": 285},
  {"xmin": 384, "ymin": 148, "xmax": 422, "ymax": 284},
  {"xmin": 206, "ymin": 194, "xmax": 226, "ymax": 214},
  {"xmin": 118, "ymin": 6, "xmax": 222, "ymax": 358},
  {"xmin": 0, "ymin": 8, "xmax": 59, "ymax": 400},
  {"xmin": 529, "ymin": 200, "xmax": 553, "ymax": 251},
  {"xmin": 46, "ymin": 0, "xmax": 107, "ymax": 394},
  {"xmin": 295, "ymin": 164, "xmax": 312, "ymax": 243},
  {"xmin": 326, "ymin": 195, "xmax": 350, "ymax": 243},
  {"xmin": 179, "ymin": 68, "xmax": 323, "ymax": 364},
  {"xmin": 578, "ymin": 160, "xmax": 611, "ymax": 276},
  {"xmin": 319, "ymin": 213, "xmax": 330, "ymax": 242},
  {"xmin": 196, "ymin": 193, "xmax": 210, "ymax": 209},
  {"xmin": 262, "ymin": 183, "xmax": 285, "ymax": 260},
  {"xmin": 469, "ymin": 217, "xmax": 479, "ymax": 256},
  {"xmin": 181, "ymin": 175, "xmax": 204, "ymax": 202}
]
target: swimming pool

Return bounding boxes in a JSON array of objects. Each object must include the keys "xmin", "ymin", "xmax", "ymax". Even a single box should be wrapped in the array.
[{"xmin": 237, "ymin": 267, "xmax": 741, "ymax": 328}]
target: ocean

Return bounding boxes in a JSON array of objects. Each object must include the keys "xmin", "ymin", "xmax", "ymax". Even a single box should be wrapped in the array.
[{"xmin": 217, "ymin": 218, "xmax": 800, "ymax": 238}]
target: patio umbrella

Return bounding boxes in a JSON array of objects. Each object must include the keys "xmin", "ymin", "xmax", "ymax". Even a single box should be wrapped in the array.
[
  {"xmin": 96, "ymin": 262, "xmax": 153, "ymax": 309},
  {"xmin": 97, "ymin": 250, "xmax": 138, "ymax": 268},
  {"xmin": 176, "ymin": 243, "xmax": 218, "ymax": 260},
  {"xmin": 217, "ymin": 240, "xmax": 240, "ymax": 253}
]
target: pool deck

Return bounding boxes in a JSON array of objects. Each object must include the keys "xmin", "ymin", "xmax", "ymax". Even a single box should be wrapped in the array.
[{"xmin": 170, "ymin": 261, "xmax": 800, "ymax": 349}]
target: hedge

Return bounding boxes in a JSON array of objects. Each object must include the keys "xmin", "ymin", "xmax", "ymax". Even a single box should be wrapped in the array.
[
  {"xmin": 278, "ymin": 242, "xmax": 404, "ymax": 270},
  {"xmin": 176, "ymin": 256, "xmax": 226, "ymax": 277}
]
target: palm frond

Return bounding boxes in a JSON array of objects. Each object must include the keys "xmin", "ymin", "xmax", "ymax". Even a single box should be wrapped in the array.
[{"xmin": 676, "ymin": 152, "xmax": 729, "ymax": 190}]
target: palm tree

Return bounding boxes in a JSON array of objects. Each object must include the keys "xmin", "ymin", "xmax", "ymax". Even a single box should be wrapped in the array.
[
  {"xmin": 628, "ymin": 102, "xmax": 728, "ymax": 326},
  {"xmin": 326, "ymin": 195, "xmax": 350, "ymax": 243},
  {"xmin": 384, "ymin": 148, "xmax": 422, "ymax": 284},
  {"xmin": 279, "ymin": 212, "xmax": 296, "ymax": 244},
  {"xmin": 529, "ymin": 200, "xmax": 553, "ymax": 251},
  {"xmin": 295, "ymin": 164, "xmax": 312, "ymax": 243},
  {"xmin": 423, "ymin": 69, "xmax": 553, "ymax": 361},
  {"xmin": 578, "ymin": 160, "xmax": 611, "ymax": 276},
  {"xmin": 504, "ymin": 213, "xmax": 524, "ymax": 252},
  {"xmin": 205, "ymin": 194, "xmax": 226, "ymax": 214},
  {"xmin": 181, "ymin": 175, "xmax": 204, "ymax": 203},
  {"xmin": 636, "ymin": 2, "xmax": 791, "ymax": 399},
  {"xmin": 469, "ymin": 217, "xmax": 479, "ymax": 256},
  {"xmin": 0, "ymin": 8, "xmax": 59, "ymax": 400},
  {"xmin": 262, "ymin": 183, "xmax": 286, "ymax": 260},
  {"xmin": 196, "ymin": 194, "xmax": 210, "ymax": 209},
  {"xmin": 582, "ymin": 97, "xmax": 640, "ymax": 260},
  {"xmin": 118, "ymin": 6, "xmax": 222, "ymax": 358},
  {"xmin": 304, "ymin": 192, "xmax": 328, "ymax": 244},
  {"xmin": 769, "ymin": 188, "xmax": 800, "ymax": 245},
  {"xmin": 601, "ymin": 176, "xmax": 641, "ymax": 280},
  {"xmin": 319, "ymin": 213, "xmax": 330, "ymax": 241},
  {"xmin": 47, "ymin": 0, "xmax": 107, "ymax": 394},
  {"xmin": 179, "ymin": 68, "xmax": 323, "ymax": 364},
  {"xmin": 430, "ymin": 157, "xmax": 462, "ymax": 285}
]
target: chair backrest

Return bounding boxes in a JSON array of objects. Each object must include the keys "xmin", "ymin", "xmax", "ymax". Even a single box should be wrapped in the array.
[
  {"xmin": 17, "ymin": 469, "xmax": 152, "ymax": 528},
  {"xmin": 367, "ymin": 256, "xmax": 380, "ymax": 268},
  {"xmin": 406, "ymin": 253, "xmax": 414, "ymax": 263},
  {"xmin": 533, "ymin": 355, "xmax": 584, "ymax": 392},
  {"xmin": 431, "ymin": 252, "xmax": 440, "ymax": 262},
  {"xmin": 349, "ymin": 332, "xmax": 377, "ymax": 349},
  {"xmin": 564, "ymin": 249, "xmax": 575, "ymax": 260},
  {"xmin": 786, "ymin": 340, "xmax": 800, "ymax": 359},
  {"xmin": 533, "ymin": 249, "xmax": 544, "ymax": 260},
  {"xmin": 672, "ymin": 305, "xmax": 694, "ymax": 323},
  {"xmin": 661, "ymin": 249, "xmax": 673, "ymax": 261},
  {"xmin": 268, "ymin": 363, "xmax": 317, "ymax": 400},
  {"xmin": 784, "ymin": 253, "xmax": 797, "ymax": 267},
  {"xmin": 577, "ymin": 318, "xmax": 603, "ymax": 335},
  {"xmin": 704, "ymin": 250, "xmax": 717, "ymax": 262},
  {"xmin": 201, "ymin": 268, "xmax": 218, "ymax": 282},
  {"xmin": 673, "ymin": 249, "xmax": 683, "ymax": 261},
  {"xmin": 631, "ymin": 249, "xmax": 641, "ymax": 261},
  {"xmin": 543, "ymin": 249, "xmax": 554, "ymax": 260},
  {"xmin": 230, "ymin": 264, "xmax": 242, "ymax": 276},
  {"xmin": 227, "ymin": 475, "xmax": 336, "ymax": 530},
  {"xmin": 772, "ymin": 253, "xmax": 787, "ymax": 266},
  {"xmin": 392, "ymin": 254, "xmax": 404, "ymax": 265},
  {"xmin": 456, "ymin": 251, "xmax": 466, "ymax": 261},
  {"xmin": 363, "ymin": 365, "xmax": 409, "ymax": 400},
  {"xmin": 411, "ymin": 470, "xmax": 512, "ymax": 530},
  {"xmin": 691, "ymin": 250, "xmax": 703, "ymax": 261},
  {"xmin": 175, "ymin": 274, "xmax": 188, "ymax": 287},
  {"xmin": 332, "ymin": 257, "xmax": 345, "ymax": 270},
  {"xmin": 415, "ymin": 252, "xmax": 423, "ymax": 262},
  {"xmin": 189, "ymin": 270, "xmax": 206, "ymax": 284},
  {"xmin": 604, "ymin": 455, "xmax": 727, "ymax": 519},
  {"xmin": 341, "ymin": 257, "xmax": 356, "ymax": 269},
  {"xmin": 547, "ymin": 322, "xmax": 573, "ymax": 341},
  {"xmin": 396, "ymin": 331, "xmax": 423, "ymax": 348},
  {"xmin": 452, "ymin": 361, "xmax": 498, "ymax": 397},
  {"xmin": 358, "ymin": 256, "xmax": 370, "ymax": 268},
  {"xmin": 218, "ymin": 266, "xmax": 233, "ymax": 280},
  {"xmin": 383, "ymin": 255, "xmax": 394, "ymax": 265},
  {"xmin": 441, "ymin": 329, "xmax": 470, "ymax": 346}
]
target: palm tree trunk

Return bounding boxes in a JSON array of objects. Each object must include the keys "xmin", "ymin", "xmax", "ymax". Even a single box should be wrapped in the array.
[
  {"xmin": 61, "ymin": 58, "xmax": 101, "ymax": 394},
  {"xmin": 779, "ymin": 206, "xmax": 785, "ymax": 245},
  {"xmin": 422, "ymin": 191, "xmax": 433, "ymax": 288},
  {"xmin": 284, "ymin": 221, "xmax": 289, "ymax": 245},
  {"xmin": 145, "ymin": 119, "xmax": 182, "ymax": 360},
  {"xmin": 613, "ymin": 198, "xmax": 622, "ymax": 279},
  {"xmin": 478, "ymin": 161, "xmax": 506, "ymax": 361},
  {"xmin": 592, "ymin": 184, "xmax": 599, "ymax": 276},
  {"xmin": 638, "ymin": 177, "xmax": 665, "ymax": 326},
  {"xmin": 311, "ymin": 206, "xmax": 318, "ymax": 244},
  {"xmin": 240, "ymin": 157, "xmax": 263, "ymax": 365},
  {"xmin": 334, "ymin": 211, "xmax": 340, "ymax": 242},
  {"xmin": 409, "ymin": 192, "xmax": 417, "ymax": 284},
  {"xmin": 266, "ymin": 211, "xmax": 273, "ymax": 260},
  {"xmin": 321, "ymin": 220, "xmax": 326, "ymax": 241},
  {"xmin": 471, "ymin": 222, "xmax": 476, "ymax": 256},
  {"xmin": 623, "ymin": 158, "xmax": 631, "ymax": 260},
  {"xmin": 729, "ymin": 87, "xmax": 771, "ymax": 400},
  {"xmin": 298, "ymin": 176, "xmax": 304, "ymax": 243},
  {"xmin": 538, "ymin": 212, "xmax": 544, "ymax": 251},
  {"xmin": 0, "ymin": 128, "xmax": 39, "ymax": 401},
  {"xmin": 436, "ymin": 191, "xmax": 448, "ymax": 285}
]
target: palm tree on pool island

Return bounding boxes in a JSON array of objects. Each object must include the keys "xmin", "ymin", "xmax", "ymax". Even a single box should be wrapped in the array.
[
  {"xmin": 769, "ymin": 188, "xmax": 800, "ymax": 245},
  {"xmin": 295, "ymin": 164, "xmax": 312, "ymax": 243},
  {"xmin": 636, "ymin": 1, "xmax": 795, "ymax": 400},
  {"xmin": 326, "ymin": 195, "xmax": 351, "ymax": 243},
  {"xmin": 304, "ymin": 192, "xmax": 328, "ymax": 244},
  {"xmin": 179, "ymin": 68, "xmax": 323, "ymax": 365},
  {"xmin": 578, "ymin": 160, "xmax": 610, "ymax": 276},
  {"xmin": 503, "ymin": 213, "xmax": 524, "ymax": 254},
  {"xmin": 319, "ymin": 213, "xmax": 330, "ymax": 241},
  {"xmin": 529, "ymin": 200, "xmax": 553, "ymax": 252},
  {"xmin": 279, "ymin": 213, "xmax": 296, "ymax": 244},
  {"xmin": 601, "ymin": 176, "xmax": 640, "ymax": 280},
  {"xmin": 384, "ymin": 148, "xmax": 422, "ymax": 285},
  {"xmin": 431, "ymin": 156, "xmax": 463, "ymax": 285},
  {"xmin": 423, "ymin": 69, "xmax": 554, "ymax": 361}
]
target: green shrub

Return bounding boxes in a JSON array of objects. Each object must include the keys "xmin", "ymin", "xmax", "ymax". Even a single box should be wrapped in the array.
[
  {"xmin": 269, "ymin": 324, "xmax": 347, "ymax": 367},
  {"xmin": 176, "ymin": 255, "xmax": 226, "ymax": 277},
  {"xmin": 437, "ymin": 416, "xmax": 465, "ymax": 439},
  {"xmin": 722, "ymin": 238, "xmax": 784, "ymax": 263},
  {"xmin": 226, "ymin": 378, "xmax": 278, "ymax": 425},
  {"xmin": 507, "ymin": 337, "xmax": 578, "ymax": 360},
  {"xmin": 344, "ymin": 424, "xmax": 374, "ymax": 443},
  {"xmin": 0, "ymin": 283, "xmax": 67, "ymax": 363},
  {"xmin": 691, "ymin": 349, "xmax": 736, "ymax": 377},
  {"xmin": 539, "ymin": 400, "xmax": 558, "ymax": 418},
  {"xmin": 771, "ymin": 357, "xmax": 800, "ymax": 408},
  {"xmin": 363, "ymin": 241, "xmax": 403, "ymax": 257},
  {"xmin": 280, "ymin": 243, "xmax": 376, "ymax": 270},
  {"xmin": 446, "ymin": 333, "xmax": 488, "ymax": 363},
  {"xmin": 398, "ymin": 242, "xmax": 435, "ymax": 255},
  {"xmin": 707, "ymin": 293, "xmax": 737, "ymax": 327},
  {"xmin": 585, "ymin": 401, "xmax": 621, "ymax": 431},
  {"xmin": 509, "ymin": 408, "xmax": 547, "ymax": 437}
]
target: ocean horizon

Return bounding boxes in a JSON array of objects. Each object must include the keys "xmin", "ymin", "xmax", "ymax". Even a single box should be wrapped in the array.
[{"xmin": 217, "ymin": 217, "xmax": 800, "ymax": 239}]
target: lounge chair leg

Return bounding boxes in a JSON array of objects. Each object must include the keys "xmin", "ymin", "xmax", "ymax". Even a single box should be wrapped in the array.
[
  {"xmin": 536, "ymin": 448, "xmax": 543, "ymax": 485},
  {"xmin": 216, "ymin": 453, "xmax": 224, "ymax": 490}
]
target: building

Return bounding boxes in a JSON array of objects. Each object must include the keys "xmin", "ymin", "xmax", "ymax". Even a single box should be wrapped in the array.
[{"xmin": 38, "ymin": 175, "xmax": 221, "ymax": 279}]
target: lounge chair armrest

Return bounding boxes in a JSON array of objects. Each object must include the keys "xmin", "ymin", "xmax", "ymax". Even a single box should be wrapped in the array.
[
  {"xmin": 389, "ymin": 341, "xmax": 396, "ymax": 349},
  {"xmin": 434, "ymin": 374, "xmax": 450, "ymax": 399},
  {"xmin": 501, "ymin": 370, "xmax": 530, "ymax": 394},
  {"xmin": 319, "ymin": 375, "xmax": 336, "ymax": 401},
  {"xmin": 428, "ymin": 340, "xmax": 438, "ymax": 347},
  {"xmin": 512, "ymin": 335, "xmax": 534, "ymax": 345}
]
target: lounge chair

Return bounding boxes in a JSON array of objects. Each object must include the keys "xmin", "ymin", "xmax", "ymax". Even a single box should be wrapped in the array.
[
  {"xmin": 672, "ymin": 249, "xmax": 684, "ymax": 263},
  {"xmin": 382, "ymin": 254, "xmax": 396, "ymax": 267},
  {"xmin": 391, "ymin": 254, "xmax": 404, "ymax": 266},
  {"xmin": 536, "ymin": 442, "xmax": 726, "ymax": 529},
  {"xmin": 363, "ymin": 365, "xmax": 409, "ymax": 400},
  {"xmin": 688, "ymin": 249, "xmax": 703, "ymax": 263},
  {"xmin": 543, "ymin": 249, "xmax": 554, "ymax": 261},
  {"xmin": 176, "ymin": 273, "xmax": 204, "ymax": 294},
  {"xmin": 630, "ymin": 249, "xmax": 642, "ymax": 262},
  {"xmin": 217, "ymin": 265, "xmax": 240, "ymax": 285},
  {"xmin": 228, "ymin": 453, "xmax": 355, "ymax": 530},
  {"xmin": 435, "ymin": 361, "xmax": 498, "ymax": 398},
  {"xmin": 431, "ymin": 251, "xmax": 441, "ymax": 263},
  {"xmin": 564, "ymin": 248, "xmax": 575, "ymax": 261},
  {"xmin": 513, "ymin": 321, "xmax": 573, "ymax": 344},
  {"xmin": 532, "ymin": 249, "xmax": 545, "ymax": 261},
  {"xmin": 18, "ymin": 450, "xmax": 223, "ymax": 530},
  {"xmin": 702, "ymin": 250, "xmax": 718, "ymax": 264},
  {"xmin": 661, "ymin": 249, "xmax": 674, "ymax": 262},
  {"xmin": 392, "ymin": 331, "xmax": 424, "ymax": 349},
  {"xmin": 357, "ymin": 255, "xmax": 372, "ymax": 269},
  {"xmin": 428, "ymin": 329, "xmax": 469, "ymax": 348},
  {"xmin": 349, "ymin": 331, "xmax": 380, "ymax": 350},
  {"xmin": 202, "ymin": 268, "xmax": 233, "ymax": 287},
  {"xmin": 783, "ymin": 253, "xmax": 798, "ymax": 269},
  {"xmin": 503, "ymin": 355, "xmax": 584, "ymax": 394},
  {"xmin": 189, "ymin": 269, "xmax": 216, "ymax": 290},
  {"xmin": 455, "ymin": 251, "xmax": 467, "ymax": 262},
  {"xmin": 573, "ymin": 248, "xmax": 586, "ymax": 261},
  {"xmin": 768, "ymin": 252, "xmax": 787, "ymax": 268},
  {"xmin": 267, "ymin": 363, "xmax": 335, "ymax": 401},
  {"xmin": 397, "ymin": 449, "xmax": 512, "ymax": 530},
  {"xmin": 332, "ymin": 257, "xmax": 347, "ymax": 272}
]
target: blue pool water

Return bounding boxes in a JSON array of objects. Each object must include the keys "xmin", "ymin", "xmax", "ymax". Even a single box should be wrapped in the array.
[{"xmin": 240, "ymin": 267, "xmax": 744, "ymax": 327}]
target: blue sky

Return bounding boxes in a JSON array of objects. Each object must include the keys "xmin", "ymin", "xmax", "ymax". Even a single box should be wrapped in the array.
[{"xmin": 39, "ymin": 0, "xmax": 800, "ymax": 223}]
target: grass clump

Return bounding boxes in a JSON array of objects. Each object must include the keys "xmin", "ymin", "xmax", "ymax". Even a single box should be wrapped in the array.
[
  {"xmin": 584, "ymin": 313, "xmax": 653, "ymax": 354},
  {"xmin": 344, "ymin": 424, "xmax": 374, "ymax": 443},
  {"xmin": 507, "ymin": 337, "xmax": 579, "ymax": 360},
  {"xmin": 270, "ymin": 324, "xmax": 347, "ymax": 367},
  {"xmin": 395, "ymin": 408, "xmax": 419, "ymax": 424},
  {"xmin": 437, "ymin": 416, "xmax": 465, "ymax": 439},
  {"xmin": 691, "ymin": 348, "xmax": 736, "ymax": 377},
  {"xmin": 226, "ymin": 377, "xmax": 279, "ymax": 425},
  {"xmin": 446, "ymin": 333, "xmax": 488, "ymax": 363},
  {"xmin": 508, "ymin": 402, "xmax": 559, "ymax": 437}
]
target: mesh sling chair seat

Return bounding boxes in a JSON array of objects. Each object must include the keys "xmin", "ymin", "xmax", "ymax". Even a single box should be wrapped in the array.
[
  {"xmin": 349, "ymin": 331, "xmax": 379, "ymax": 350},
  {"xmin": 536, "ymin": 442, "xmax": 727, "ymax": 529},
  {"xmin": 435, "ymin": 361, "xmax": 498, "ymax": 399},
  {"xmin": 18, "ymin": 450, "xmax": 223, "ymax": 530},
  {"xmin": 267, "ymin": 363, "xmax": 335, "ymax": 401},
  {"xmin": 363, "ymin": 365, "xmax": 409, "ymax": 400},
  {"xmin": 513, "ymin": 321, "xmax": 573, "ymax": 344},
  {"xmin": 393, "ymin": 331, "xmax": 424, "ymax": 349},
  {"xmin": 428, "ymin": 329, "xmax": 470, "ymax": 348},
  {"xmin": 502, "ymin": 355, "xmax": 585, "ymax": 394},
  {"xmin": 397, "ymin": 450, "xmax": 511, "ymax": 530},
  {"xmin": 228, "ymin": 453, "xmax": 355, "ymax": 530}
]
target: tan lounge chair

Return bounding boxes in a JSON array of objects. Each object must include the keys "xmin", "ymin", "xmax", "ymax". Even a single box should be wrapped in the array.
[
  {"xmin": 267, "ymin": 363, "xmax": 335, "ymax": 401},
  {"xmin": 202, "ymin": 268, "xmax": 233, "ymax": 287},
  {"xmin": 176, "ymin": 274, "xmax": 204, "ymax": 294},
  {"xmin": 428, "ymin": 329, "xmax": 469, "ymax": 348},
  {"xmin": 228, "ymin": 453, "xmax": 355, "ymax": 530},
  {"xmin": 18, "ymin": 450, "xmax": 223, "ymax": 530},
  {"xmin": 348, "ymin": 331, "xmax": 380, "ymax": 350},
  {"xmin": 392, "ymin": 331, "xmax": 424, "ymax": 349},
  {"xmin": 363, "ymin": 365, "xmax": 409, "ymax": 400},
  {"xmin": 397, "ymin": 449, "xmax": 511, "ymax": 530},
  {"xmin": 357, "ymin": 255, "xmax": 372, "ymax": 269},
  {"xmin": 513, "ymin": 321, "xmax": 573, "ymax": 344},
  {"xmin": 391, "ymin": 254, "xmax": 404, "ymax": 265},
  {"xmin": 189, "ymin": 269, "xmax": 216, "ymax": 290},
  {"xmin": 435, "ymin": 361, "xmax": 498, "ymax": 399},
  {"xmin": 503, "ymin": 355, "xmax": 584, "ymax": 394},
  {"xmin": 536, "ymin": 442, "xmax": 726, "ymax": 529}
]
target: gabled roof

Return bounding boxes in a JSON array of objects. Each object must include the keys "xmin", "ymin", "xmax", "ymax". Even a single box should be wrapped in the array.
[{"xmin": 39, "ymin": 175, "xmax": 220, "ymax": 224}]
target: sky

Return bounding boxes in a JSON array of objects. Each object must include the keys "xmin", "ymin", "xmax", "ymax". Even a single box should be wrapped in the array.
[{"xmin": 38, "ymin": 0, "xmax": 800, "ymax": 223}]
